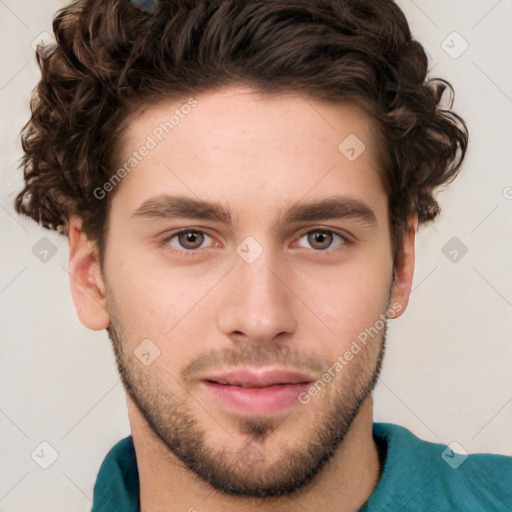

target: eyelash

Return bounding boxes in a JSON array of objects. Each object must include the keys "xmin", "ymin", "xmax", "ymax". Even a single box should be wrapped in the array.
[{"xmin": 159, "ymin": 228, "xmax": 351, "ymax": 257}]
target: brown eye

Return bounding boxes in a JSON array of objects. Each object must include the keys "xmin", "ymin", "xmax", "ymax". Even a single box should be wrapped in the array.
[
  {"xmin": 175, "ymin": 230, "xmax": 206, "ymax": 250},
  {"xmin": 307, "ymin": 230, "xmax": 333, "ymax": 250}
]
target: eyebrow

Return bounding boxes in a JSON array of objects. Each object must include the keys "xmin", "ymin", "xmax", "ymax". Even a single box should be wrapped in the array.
[{"xmin": 130, "ymin": 194, "xmax": 377, "ymax": 227}]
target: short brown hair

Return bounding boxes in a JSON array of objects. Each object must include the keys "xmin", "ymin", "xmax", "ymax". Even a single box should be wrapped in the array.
[{"xmin": 15, "ymin": 0, "xmax": 468, "ymax": 261}]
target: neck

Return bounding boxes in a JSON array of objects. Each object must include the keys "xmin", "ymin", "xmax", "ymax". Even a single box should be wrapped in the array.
[{"xmin": 128, "ymin": 395, "xmax": 380, "ymax": 512}]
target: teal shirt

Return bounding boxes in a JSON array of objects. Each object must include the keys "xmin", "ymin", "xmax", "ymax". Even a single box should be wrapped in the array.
[{"xmin": 91, "ymin": 423, "xmax": 511, "ymax": 511}]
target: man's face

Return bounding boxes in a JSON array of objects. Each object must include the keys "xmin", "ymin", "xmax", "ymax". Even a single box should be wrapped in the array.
[{"xmin": 98, "ymin": 87, "xmax": 401, "ymax": 497}]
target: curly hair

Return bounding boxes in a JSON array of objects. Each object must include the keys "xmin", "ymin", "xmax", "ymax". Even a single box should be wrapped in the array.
[{"xmin": 15, "ymin": 0, "xmax": 468, "ymax": 261}]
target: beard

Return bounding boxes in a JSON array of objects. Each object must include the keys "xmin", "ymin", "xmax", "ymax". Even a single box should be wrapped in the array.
[{"xmin": 106, "ymin": 296, "xmax": 388, "ymax": 500}]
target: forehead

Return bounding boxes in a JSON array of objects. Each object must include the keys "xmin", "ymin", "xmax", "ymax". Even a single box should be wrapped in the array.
[
  {"xmin": 112, "ymin": 86, "xmax": 387, "ymax": 224},
  {"xmin": 120, "ymin": 86, "xmax": 380, "ymax": 163}
]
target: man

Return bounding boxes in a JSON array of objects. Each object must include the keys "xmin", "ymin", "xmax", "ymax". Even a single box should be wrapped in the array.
[{"xmin": 14, "ymin": 0, "xmax": 511, "ymax": 510}]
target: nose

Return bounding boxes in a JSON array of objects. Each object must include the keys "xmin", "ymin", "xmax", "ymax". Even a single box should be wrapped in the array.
[{"xmin": 217, "ymin": 249, "xmax": 298, "ymax": 345}]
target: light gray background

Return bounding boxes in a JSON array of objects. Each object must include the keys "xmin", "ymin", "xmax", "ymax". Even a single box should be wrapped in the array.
[{"xmin": 1, "ymin": 0, "xmax": 511, "ymax": 510}]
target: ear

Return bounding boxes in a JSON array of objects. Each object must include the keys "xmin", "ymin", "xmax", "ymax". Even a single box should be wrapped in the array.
[
  {"xmin": 389, "ymin": 214, "xmax": 418, "ymax": 319},
  {"xmin": 67, "ymin": 216, "xmax": 110, "ymax": 331}
]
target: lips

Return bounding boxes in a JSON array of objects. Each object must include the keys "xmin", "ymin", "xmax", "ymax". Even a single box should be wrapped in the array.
[
  {"xmin": 202, "ymin": 368, "xmax": 313, "ymax": 388},
  {"xmin": 200, "ymin": 367, "xmax": 315, "ymax": 413}
]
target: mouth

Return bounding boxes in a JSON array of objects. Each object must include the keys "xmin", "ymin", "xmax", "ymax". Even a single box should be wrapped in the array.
[{"xmin": 201, "ymin": 367, "xmax": 314, "ymax": 414}]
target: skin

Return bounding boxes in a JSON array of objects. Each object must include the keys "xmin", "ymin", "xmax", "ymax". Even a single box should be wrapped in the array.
[{"xmin": 68, "ymin": 86, "xmax": 417, "ymax": 511}]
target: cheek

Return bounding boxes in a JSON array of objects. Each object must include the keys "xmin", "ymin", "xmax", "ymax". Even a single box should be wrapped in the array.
[
  {"xmin": 105, "ymin": 252, "xmax": 222, "ymax": 350},
  {"xmin": 293, "ymin": 254, "xmax": 392, "ymax": 346}
]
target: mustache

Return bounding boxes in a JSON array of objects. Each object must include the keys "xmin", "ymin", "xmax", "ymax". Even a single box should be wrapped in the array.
[{"xmin": 181, "ymin": 345, "xmax": 330, "ymax": 384}]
